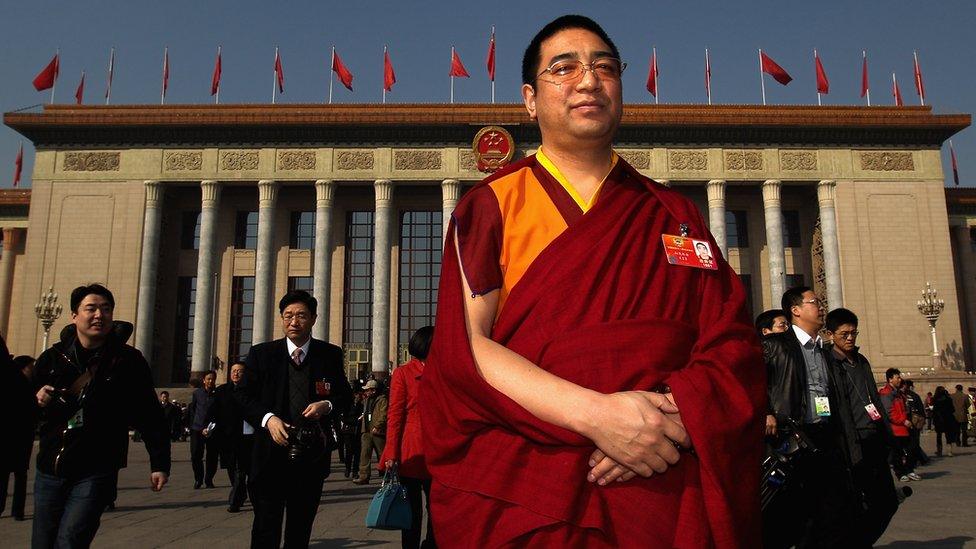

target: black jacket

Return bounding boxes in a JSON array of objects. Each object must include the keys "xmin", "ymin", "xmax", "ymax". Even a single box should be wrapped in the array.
[
  {"xmin": 823, "ymin": 344, "xmax": 893, "ymax": 466},
  {"xmin": 762, "ymin": 329, "xmax": 837, "ymax": 426},
  {"xmin": 33, "ymin": 324, "xmax": 170, "ymax": 478},
  {"xmin": 207, "ymin": 382, "xmax": 248, "ymax": 465},
  {"xmin": 0, "ymin": 336, "xmax": 36, "ymax": 473},
  {"xmin": 237, "ymin": 338, "xmax": 352, "ymax": 480}
]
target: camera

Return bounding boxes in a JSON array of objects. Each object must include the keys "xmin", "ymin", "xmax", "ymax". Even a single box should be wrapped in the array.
[{"xmin": 286, "ymin": 422, "xmax": 326, "ymax": 464}]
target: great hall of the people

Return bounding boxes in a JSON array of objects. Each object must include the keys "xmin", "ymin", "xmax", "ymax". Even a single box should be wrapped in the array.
[{"xmin": 1, "ymin": 103, "xmax": 975, "ymax": 388}]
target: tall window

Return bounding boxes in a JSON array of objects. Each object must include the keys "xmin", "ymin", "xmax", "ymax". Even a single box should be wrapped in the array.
[
  {"xmin": 398, "ymin": 211, "xmax": 442, "ymax": 349},
  {"xmin": 782, "ymin": 210, "xmax": 802, "ymax": 248},
  {"xmin": 725, "ymin": 210, "xmax": 749, "ymax": 248},
  {"xmin": 290, "ymin": 211, "xmax": 316, "ymax": 250},
  {"xmin": 343, "ymin": 212, "xmax": 374, "ymax": 345},
  {"xmin": 288, "ymin": 276, "xmax": 314, "ymax": 293},
  {"xmin": 181, "ymin": 211, "xmax": 201, "ymax": 250},
  {"xmin": 228, "ymin": 277, "xmax": 255, "ymax": 366},
  {"xmin": 171, "ymin": 277, "xmax": 197, "ymax": 383},
  {"xmin": 738, "ymin": 274, "xmax": 754, "ymax": 320},
  {"xmin": 235, "ymin": 211, "xmax": 258, "ymax": 249}
]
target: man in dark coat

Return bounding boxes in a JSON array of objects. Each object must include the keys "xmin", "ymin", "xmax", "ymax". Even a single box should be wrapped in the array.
[
  {"xmin": 208, "ymin": 362, "xmax": 254, "ymax": 512},
  {"xmin": 0, "ymin": 341, "xmax": 36, "ymax": 521},
  {"xmin": 186, "ymin": 370, "xmax": 218, "ymax": 489},
  {"xmin": 237, "ymin": 290, "xmax": 352, "ymax": 548}
]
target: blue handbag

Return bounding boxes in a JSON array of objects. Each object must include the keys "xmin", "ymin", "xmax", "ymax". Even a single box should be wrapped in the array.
[{"xmin": 365, "ymin": 464, "xmax": 413, "ymax": 530}]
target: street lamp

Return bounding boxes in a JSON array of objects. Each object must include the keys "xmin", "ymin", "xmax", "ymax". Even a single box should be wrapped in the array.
[
  {"xmin": 34, "ymin": 286, "xmax": 63, "ymax": 354},
  {"xmin": 916, "ymin": 282, "xmax": 945, "ymax": 368}
]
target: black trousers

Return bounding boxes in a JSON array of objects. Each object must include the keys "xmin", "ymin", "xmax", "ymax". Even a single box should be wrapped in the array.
[
  {"xmin": 343, "ymin": 433, "xmax": 361, "ymax": 476},
  {"xmin": 250, "ymin": 462, "xmax": 325, "ymax": 549},
  {"xmin": 400, "ymin": 477, "xmax": 436, "ymax": 549},
  {"xmin": 0, "ymin": 469, "xmax": 27, "ymax": 518},
  {"xmin": 890, "ymin": 436, "xmax": 915, "ymax": 477},
  {"xmin": 227, "ymin": 435, "xmax": 254, "ymax": 509},
  {"xmin": 849, "ymin": 435, "xmax": 899, "ymax": 547},
  {"xmin": 190, "ymin": 430, "xmax": 219, "ymax": 485}
]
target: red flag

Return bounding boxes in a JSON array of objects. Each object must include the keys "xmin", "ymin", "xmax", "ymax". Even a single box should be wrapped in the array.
[
  {"xmin": 32, "ymin": 53, "xmax": 60, "ymax": 91},
  {"xmin": 383, "ymin": 48, "xmax": 396, "ymax": 92},
  {"xmin": 450, "ymin": 48, "xmax": 470, "ymax": 78},
  {"xmin": 814, "ymin": 51, "xmax": 829, "ymax": 94},
  {"xmin": 13, "ymin": 145, "xmax": 23, "ymax": 188},
  {"xmin": 950, "ymin": 141, "xmax": 960, "ymax": 186},
  {"xmin": 892, "ymin": 73, "xmax": 904, "ymax": 106},
  {"xmin": 486, "ymin": 30, "xmax": 496, "ymax": 81},
  {"xmin": 211, "ymin": 47, "xmax": 221, "ymax": 96},
  {"xmin": 274, "ymin": 49, "xmax": 284, "ymax": 94},
  {"xmin": 913, "ymin": 51, "xmax": 925, "ymax": 103},
  {"xmin": 760, "ymin": 51, "xmax": 792, "ymax": 85},
  {"xmin": 860, "ymin": 51, "xmax": 869, "ymax": 98},
  {"xmin": 646, "ymin": 49, "xmax": 658, "ymax": 97},
  {"xmin": 74, "ymin": 72, "xmax": 85, "ymax": 105},
  {"xmin": 104, "ymin": 48, "xmax": 115, "ymax": 101},
  {"xmin": 332, "ymin": 49, "xmax": 354, "ymax": 91},
  {"xmin": 705, "ymin": 49, "xmax": 711, "ymax": 100},
  {"xmin": 162, "ymin": 47, "xmax": 170, "ymax": 101}
]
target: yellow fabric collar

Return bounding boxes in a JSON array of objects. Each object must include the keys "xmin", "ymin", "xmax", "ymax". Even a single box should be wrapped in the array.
[{"xmin": 536, "ymin": 148, "xmax": 618, "ymax": 213}]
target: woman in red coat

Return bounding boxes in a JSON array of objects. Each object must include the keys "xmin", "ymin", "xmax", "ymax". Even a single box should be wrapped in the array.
[{"xmin": 381, "ymin": 326, "xmax": 435, "ymax": 549}]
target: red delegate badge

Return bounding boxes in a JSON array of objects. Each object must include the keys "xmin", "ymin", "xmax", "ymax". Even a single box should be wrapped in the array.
[
  {"xmin": 315, "ymin": 380, "xmax": 331, "ymax": 396},
  {"xmin": 662, "ymin": 234, "xmax": 718, "ymax": 270}
]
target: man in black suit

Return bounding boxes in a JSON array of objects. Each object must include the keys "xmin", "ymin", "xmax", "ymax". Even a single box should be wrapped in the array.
[
  {"xmin": 238, "ymin": 290, "xmax": 352, "ymax": 548},
  {"xmin": 208, "ymin": 362, "xmax": 254, "ymax": 513}
]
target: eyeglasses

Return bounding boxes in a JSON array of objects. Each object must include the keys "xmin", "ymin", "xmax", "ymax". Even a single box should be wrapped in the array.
[
  {"xmin": 772, "ymin": 321, "xmax": 789, "ymax": 330},
  {"xmin": 282, "ymin": 313, "xmax": 310, "ymax": 323},
  {"xmin": 537, "ymin": 57, "xmax": 626, "ymax": 85},
  {"xmin": 834, "ymin": 331, "xmax": 859, "ymax": 340},
  {"xmin": 801, "ymin": 298, "xmax": 821, "ymax": 306}
]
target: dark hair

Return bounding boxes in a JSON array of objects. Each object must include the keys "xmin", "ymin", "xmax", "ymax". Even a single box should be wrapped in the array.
[
  {"xmin": 12, "ymin": 355, "xmax": 34, "ymax": 368},
  {"xmin": 160, "ymin": 390, "xmax": 170, "ymax": 397},
  {"xmin": 956, "ymin": 384, "xmax": 964, "ymax": 391},
  {"xmin": 279, "ymin": 290, "xmax": 317, "ymax": 316},
  {"xmin": 204, "ymin": 370, "xmax": 217, "ymax": 380},
  {"xmin": 825, "ymin": 308, "xmax": 858, "ymax": 332},
  {"xmin": 408, "ymin": 326, "xmax": 434, "ymax": 360},
  {"xmin": 522, "ymin": 15, "xmax": 620, "ymax": 86},
  {"xmin": 70, "ymin": 283, "xmax": 115, "ymax": 313},
  {"xmin": 781, "ymin": 286, "xmax": 812, "ymax": 322},
  {"xmin": 904, "ymin": 379, "xmax": 914, "ymax": 388},
  {"xmin": 885, "ymin": 368, "xmax": 901, "ymax": 381},
  {"xmin": 754, "ymin": 309, "xmax": 786, "ymax": 335}
]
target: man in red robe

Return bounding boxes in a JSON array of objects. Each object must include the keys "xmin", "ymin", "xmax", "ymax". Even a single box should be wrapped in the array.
[{"xmin": 419, "ymin": 15, "xmax": 765, "ymax": 548}]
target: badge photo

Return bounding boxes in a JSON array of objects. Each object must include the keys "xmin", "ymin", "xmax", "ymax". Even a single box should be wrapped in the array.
[{"xmin": 315, "ymin": 380, "xmax": 331, "ymax": 396}]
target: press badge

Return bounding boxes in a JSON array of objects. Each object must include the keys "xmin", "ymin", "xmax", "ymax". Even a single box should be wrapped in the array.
[
  {"xmin": 315, "ymin": 380, "xmax": 331, "ymax": 397},
  {"xmin": 864, "ymin": 403, "xmax": 882, "ymax": 421},
  {"xmin": 814, "ymin": 396, "xmax": 831, "ymax": 417},
  {"xmin": 661, "ymin": 234, "xmax": 717, "ymax": 270}
]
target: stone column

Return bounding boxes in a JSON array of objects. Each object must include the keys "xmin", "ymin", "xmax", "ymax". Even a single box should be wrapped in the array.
[
  {"xmin": 762, "ymin": 179, "xmax": 787, "ymax": 306},
  {"xmin": 953, "ymin": 224, "xmax": 976, "ymax": 369},
  {"xmin": 0, "ymin": 227, "xmax": 24, "ymax": 338},
  {"xmin": 134, "ymin": 180, "xmax": 165, "ymax": 359},
  {"xmin": 441, "ymin": 179, "xmax": 461, "ymax": 241},
  {"xmin": 252, "ymin": 180, "xmax": 279, "ymax": 344},
  {"xmin": 191, "ymin": 180, "xmax": 221, "ymax": 378},
  {"xmin": 817, "ymin": 180, "xmax": 843, "ymax": 310},
  {"xmin": 706, "ymin": 179, "xmax": 727, "ymax": 258},
  {"xmin": 371, "ymin": 179, "xmax": 393, "ymax": 374},
  {"xmin": 313, "ymin": 179, "xmax": 335, "ymax": 341}
]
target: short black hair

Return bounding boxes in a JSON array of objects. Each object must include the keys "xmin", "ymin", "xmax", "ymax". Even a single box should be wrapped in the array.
[
  {"xmin": 754, "ymin": 309, "xmax": 786, "ymax": 335},
  {"xmin": 886, "ymin": 368, "xmax": 901, "ymax": 381},
  {"xmin": 781, "ymin": 286, "xmax": 812, "ymax": 322},
  {"xmin": 904, "ymin": 379, "xmax": 914, "ymax": 388},
  {"xmin": 279, "ymin": 290, "xmax": 317, "ymax": 316},
  {"xmin": 204, "ymin": 370, "xmax": 217, "ymax": 379},
  {"xmin": 70, "ymin": 283, "xmax": 115, "ymax": 313},
  {"xmin": 825, "ymin": 308, "xmax": 858, "ymax": 333},
  {"xmin": 408, "ymin": 326, "xmax": 434, "ymax": 360},
  {"xmin": 160, "ymin": 390, "xmax": 170, "ymax": 397},
  {"xmin": 522, "ymin": 15, "xmax": 620, "ymax": 86},
  {"xmin": 12, "ymin": 355, "xmax": 34, "ymax": 368},
  {"xmin": 956, "ymin": 384, "xmax": 964, "ymax": 391}
]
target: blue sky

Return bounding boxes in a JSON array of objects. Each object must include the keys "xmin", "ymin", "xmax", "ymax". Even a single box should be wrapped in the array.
[{"xmin": 2, "ymin": 0, "xmax": 974, "ymax": 187}]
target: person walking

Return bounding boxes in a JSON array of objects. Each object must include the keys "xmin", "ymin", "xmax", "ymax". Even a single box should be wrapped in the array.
[
  {"xmin": 950, "ymin": 385, "xmax": 970, "ymax": 447},
  {"xmin": 353, "ymin": 380, "xmax": 387, "ymax": 484},
  {"xmin": 0, "ymin": 345, "xmax": 36, "ymax": 521},
  {"xmin": 381, "ymin": 327, "xmax": 437, "ymax": 549},
  {"xmin": 342, "ymin": 382, "xmax": 364, "ymax": 478},
  {"xmin": 879, "ymin": 369, "xmax": 918, "ymax": 482},
  {"xmin": 187, "ymin": 370, "xmax": 219, "ymax": 489},
  {"xmin": 933, "ymin": 386, "xmax": 958, "ymax": 456},
  {"xmin": 208, "ymin": 363, "xmax": 254, "ymax": 512}
]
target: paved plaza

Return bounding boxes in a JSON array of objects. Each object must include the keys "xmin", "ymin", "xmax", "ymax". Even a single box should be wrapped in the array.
[{"xmin": 1, "ymin": 431, "xmax": 973, "ymax": 548}]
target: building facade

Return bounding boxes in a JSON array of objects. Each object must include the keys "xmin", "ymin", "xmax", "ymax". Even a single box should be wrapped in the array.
[{"xmin": 3, "ymin": 103, "xmax": 971, "ymax": 384}]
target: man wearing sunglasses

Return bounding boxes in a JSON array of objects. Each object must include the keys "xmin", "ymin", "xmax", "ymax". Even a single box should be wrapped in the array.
[{"xmin": 421, "ymin": 14, "xmax": 764, "ymax": 547}]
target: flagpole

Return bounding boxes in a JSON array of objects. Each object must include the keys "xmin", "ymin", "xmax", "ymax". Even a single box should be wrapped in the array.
[
  {"xmin": 705, "ymin": 48, "xmax": 711, "ymax": 105},
  {"xmin": 892, "ymin": 72, "xmax": 898, "ymax": 105},
  {"xmin": 214, "ymin": 46, "xmax": 221, "ymax": 105},
  {"xmin": 78, "ymin": 70, "xmax": 85, "ymax": 105},
  {"xmin": 914, "ymin": 50, "xmax": 924, "ymax": 106},
  {"xmin": 272, "ymin": 46, "xmax": 278, "ymax": 105},
  {"xmin": 450, "ymin": 46, "xmax": 455, "ymax": 104},
  {"xmin": 759, "ymin": 49, "xmax": 766, "ymax": 106},
  {"xmin": 653, "ymin": 47, "xmax": 659, "ymax": 105},
  {"xmin": 863, "ymin": 50, "xmax": 871, "ymax": 106},
  {"xmin": 382, "ymin": 45, "xmax": 387, "ymax": 104},
  {"xmin": 161, "ymin": 47, "xmax": 167, "ymax": 105},
  {"xmin": 815, "ymin": 49, "xmax": 821, "ymax": 106},
  {"xmin": 490, "ymin": 26, "xmax": 496, "ymax": 104},
  {"xmin": 105, "ymin": 47, "xmax": 114, "ymax": 105},
  {"xmin": 329, "ymin": 46, "xmax": 335, "ymax": 105},
  {"xmin": 51, "ymin": 48, "xmax": 60, "ymax": 105}
]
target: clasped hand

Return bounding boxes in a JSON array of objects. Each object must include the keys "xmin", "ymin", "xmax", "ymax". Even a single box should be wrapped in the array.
[
  {"xmin": 584, "ymin": 391, "xmax": 690, "ymax": 486},
  {"xmin": 266, "ymin": 401, "xmax": 332, "ymax": 447}
]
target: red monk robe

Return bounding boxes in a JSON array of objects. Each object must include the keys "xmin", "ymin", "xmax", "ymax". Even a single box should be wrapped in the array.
[{"xmin": 419, "ymin": 153, "xmax": 766, "ymax": 548}]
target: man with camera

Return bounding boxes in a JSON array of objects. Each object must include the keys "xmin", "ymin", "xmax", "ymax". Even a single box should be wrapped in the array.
[
  {"xmin": 237, "ymin": 290, "xmax": 352, "ymax": 548},
  {"xmin": 32, "ymin": 284, "xmax": 170, "ymax": 548}
]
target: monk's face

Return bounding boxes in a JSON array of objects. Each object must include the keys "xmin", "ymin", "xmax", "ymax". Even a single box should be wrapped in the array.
[{"xmin": 522, "ymin": 27, "xmax": 623, "ymax": 151}]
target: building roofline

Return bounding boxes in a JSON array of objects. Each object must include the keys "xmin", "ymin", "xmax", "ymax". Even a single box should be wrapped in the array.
[{"xmin": 0, "ymin": 189, "xmax": 31, "ymax": 206}]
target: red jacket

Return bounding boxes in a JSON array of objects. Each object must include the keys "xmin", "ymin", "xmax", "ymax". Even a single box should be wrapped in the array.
[
  {"xmin": 879, "ymin": 384, "xmax": 910, "ymax": 437},
  {"xmin": 379, "ymin": 358, "xmax": 429, "ymax": 479}
]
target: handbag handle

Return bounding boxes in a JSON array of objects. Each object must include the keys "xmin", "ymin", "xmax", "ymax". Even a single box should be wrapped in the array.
[{"xmin": 382, "ymin": 462, "xmax": 401, "ymax": 488}]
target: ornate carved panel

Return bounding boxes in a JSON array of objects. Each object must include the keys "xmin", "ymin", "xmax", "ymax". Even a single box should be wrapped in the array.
[
  {"xmin": 394, "ymin": 150, "xmax": 442, "ymax": 171},
  {"xmin": 163, "ymin": 151, "xmax": 203, "ymax": 171},
  {"xmin": 277, "ymin": 150, "xmax": 316, "ymax": 171},
  {"xmin": 63, "ymin": 152, "xmax": 120, "ymax": 171},
  {"xmin": 220, "ymin": 151, "xmax": 259, "ymax": 171},
  {"xmin": 617, "ymin": 150, "xmax": 651, "ymax": 169},
  {"xmin": 859, "ymin": 151, "xmax": 914, "ymax": 171},
  {"xmin": 668, "ymin": 150, "xmax": 707, "ymax": 171},
  {"xmin": 335, "ymin": 150, "xmax": 374, "ymax": 170},
  {"xmin": 459, "ymin": 150, "xmax": 477, "ymax": 171},
  {"xmin": 724, "ymin": 150, "xmax": 763, "ymax": 171},
  {"xmin": 780, "ymin": 151, "xmax": 818, "ymax": 171}
]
